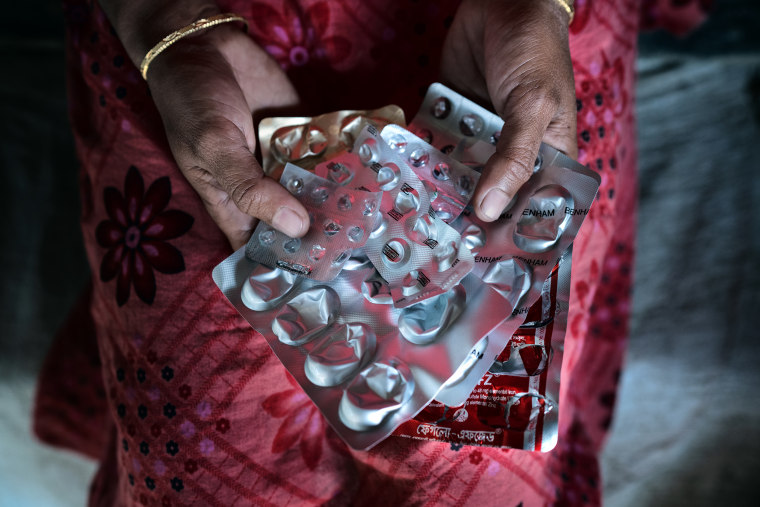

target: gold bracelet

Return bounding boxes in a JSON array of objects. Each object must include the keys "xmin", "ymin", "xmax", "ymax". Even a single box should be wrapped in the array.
[
  {"xmin": 140, "ymin": 13, "xmax": 248, "ymax": 80},
  {"xmin": 551, "ymin": 0, "xmax": 575, "ymax": 24}
]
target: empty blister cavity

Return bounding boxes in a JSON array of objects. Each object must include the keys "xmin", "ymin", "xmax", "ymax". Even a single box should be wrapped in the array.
[
  {"xmin": 337, "ymin": 193, "xmax": 354, "ymax": 211},
  {"xmin": 304, "ymin": 323, "xmax": 377, "ymax": 387},
  {"xmin": 339, "ymin": 359, "xmax": 414, "ymax": 431},
  {"xmin": 481, "ymin": 258, "xmax": 532, "ymax": 310},
  {"xmin": 400, "ymin": 270, "xmax": 425, "ymax": 297},
  {"xmin": 393, "ymin": 186, "xmax": 420, "ymax": 215},
  {"xmin": 358, "ymin": 138, "xmax": 378, "ymax": 165},
  {"xmin": 347, "ymin": 225, "xmax": 365, "ymax": 243},
  {"xmin": 258, "ymin": 228, "xmax": 276, "ymax": 246},
  {"xmin": 283, "ymin": 238, "xmax": 301, "ymax": 254},
  {"xmin": 286, "ymin": 177, "xmax": 305, "ymax": 195},
  {"xmin": 409, "ymin": 149, "xmax": 429, "ymax": 168},
  {"xmin": 398, "ymin": 285, "xmax": 466, "ymax": 345},
  {"xmin": 323, "ymin": 219, "xmax": 342, "ymax": 237},
  {"xmin": 514, "ymin": 185, "xmax": 574, "ymax": 253},
  {"xmin": 443, "ymin": 336, "xmax": 489, "ymax": 388},
  {"xmin": 459, "ymin": 113, "xmax": 484, "ymax": 137},
  {"xmin": 361, "ymin": 269, "xmax": 393, "ymax": 305},
  {"xmin": 386, "ymin": 134, "xmax": 408, "ymax": 152},
  {"xmin": 272, "ymin": 286, "xmax": 340, "ymax": 346},
  {"xmin": 240, "ymin": 264, "xmax": 300, "ymax": 311},
  {"xmin": 433, "ymin": 241, "xmax": 458, "ymax": 272},
  {"xmin": 462, "ymin": 224, "xmax": 486, "ymax": 254},
  {"xmin": 407, "ymin": 214, "xmax": 438, "ymax": 246},
  {"xmin": 327, "ymin": 162, "xmax": 354, "ymax": 185},
  {"xmin": 344, "ymin": 252, "xmax": 372, "ymax": 271},
  {"xmin": 271, "ymin": 125, "xmax": 328, "ymax": 163},
  {"xmin": 376, "ymin": 163, "xmax": 402, "ymax": 190},
  {"xmin": 311, "ymin": 185, "xmax": 330, "ymax": 205},
  {"xmin": 431, "ymin": 97, "xmax": 451, "ymax": 119},
  {"xmin": 433, "ymin": 162, "xmax": 451, "ymax": 181}
]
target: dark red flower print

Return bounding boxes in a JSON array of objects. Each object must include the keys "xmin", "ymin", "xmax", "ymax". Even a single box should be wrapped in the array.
[
  {"xmin": 178, "ymin": 384, "xmax": 192, "ymax": 399},
  {"xmin": 215, "ymin": 418, "xmax": 231, "ymax": 434},
  {"xmin": 469, "ymin": 450, "xmax": 483, "ymax": 465},
  {"xmin": 184, "ymin": 460, "xmax": 198, "ymax": 474},
  {"xmin": 248, "ymin": 1, "xmax": 351, "ymax": 69},
  {"xmin": 261, "ymin": 375, "xmax": 325, "ymax": 470},
  {"xmin": 96, "ymin": 166, "xmax": 193, "ymax": 306}
]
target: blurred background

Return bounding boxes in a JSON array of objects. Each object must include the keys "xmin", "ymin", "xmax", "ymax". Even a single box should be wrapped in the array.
[{"xmin": 1, "ymin": 0, "xmax": 758, "ymax": 505}]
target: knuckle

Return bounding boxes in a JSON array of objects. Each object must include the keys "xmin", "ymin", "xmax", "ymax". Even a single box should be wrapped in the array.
[
  {"xmin": 493, "ymin": 147, "xmax": 535, "ymax": 186},
  {"xmin": 229, "ymin": 176, "xmax": 265, "ymax": 216}
]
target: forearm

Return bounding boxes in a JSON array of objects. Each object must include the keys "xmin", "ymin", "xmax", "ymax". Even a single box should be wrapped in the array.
[{"xmin": 98, "ymin": 0, "xmax": 222, "ymax": 67}]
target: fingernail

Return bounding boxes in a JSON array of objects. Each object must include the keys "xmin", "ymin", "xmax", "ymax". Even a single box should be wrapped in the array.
[
  {"xmin": 272, "ymin": 207, "xmax": 305, "ymax": 237},
  {"xmin": 480, "ymin": 189, "xmax": 509, "ymax": 220}
]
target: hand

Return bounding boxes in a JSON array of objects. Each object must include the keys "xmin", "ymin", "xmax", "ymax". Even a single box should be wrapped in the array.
[
  {"xmin": 441, "ymin": 0, "xmax": 578, "ymax": 222},
  {"xmin": 101, "ymin": 1, "xmax": 310, "ymax": 250}
]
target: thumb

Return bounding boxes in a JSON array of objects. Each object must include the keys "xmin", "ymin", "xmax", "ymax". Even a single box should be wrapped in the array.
[
  {"xmin": 473, "ymin": 87, "xmax": 571, "ymax": 222},
  {"xmin": 207, "ymin": 133, "xmax": 310, "ymax": 240}
]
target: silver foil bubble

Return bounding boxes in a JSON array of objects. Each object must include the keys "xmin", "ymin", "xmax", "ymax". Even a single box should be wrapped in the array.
[
  {"xmin": 462, "ymin": 223, "xmax": 486, "ymax": 254},
  {"xmin": 481, "ymin": 258, "xmax": 532, "ymax": 310},
  {"xmin": 514, "ymin": 185, "xmax": 574, "ymax": 253},
  {"xmin": 339, "ymin": 359, "xmax": 415, "ymax": 431},
  {"xmin": 272, "ymin": 286, "xmax": 340, "ymax": 346},
  {"xmin": 240, "ymin": 264, "xmax": 300, "ymax": 311},
  {"xmin": 304, "ymin": 322, "xmax": 376, "ymax": 387},
  {"xmin": 398, "ymin": 285, "xmax": 466, "ymax": 345},
  {"xmin": 361, "ymin": 269, "xmax": 393, "ymax": 305}
]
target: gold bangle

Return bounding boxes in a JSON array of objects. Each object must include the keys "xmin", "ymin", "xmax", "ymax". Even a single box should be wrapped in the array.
[
  {"xmin": 551, "ymin": 0, "xmax": 575, "ymax": 25},
  {"xmin": 139, "ymin": 13, "xmax": 248, "ymax": 80}
]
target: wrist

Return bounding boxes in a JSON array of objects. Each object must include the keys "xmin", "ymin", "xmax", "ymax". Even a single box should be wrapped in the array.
[{"xmin": 99, "ymin": 0, "xmax": 223, "ymax": 67}]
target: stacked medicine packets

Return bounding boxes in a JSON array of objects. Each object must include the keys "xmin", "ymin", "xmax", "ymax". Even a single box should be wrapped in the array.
[{"xmin": 212, "ymin": 84, "xmax": 601, "ymax": 450}]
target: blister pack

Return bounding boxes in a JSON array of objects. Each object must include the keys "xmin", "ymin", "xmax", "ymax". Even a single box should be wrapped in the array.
[
  {"xmin": 213, "ymin": 88, "xmax": 597, "ymax": 451},
  {"xmin": 259, "ymin": 105, "xmax": 406, "ymax": 179},
  {"xmin": 212, "ymin": 250, "xmax": 511, "ymax": 450},
  {"xmin": 388, "ymin": 83, "xmax": 594, "ymax": 448},
  {"xmin": 244, "ymin": 164, "xmax": 382, "ymax": 281},
  {"xmin": 395, "ymin": 251, "xmax": 570, "ymax": 451},
  {"xmin": 379, "ymin": 124, "xmax": 481, "ymax": 223},
  {"xmin": 349, "ymin": 125, "xmax": 476, "ymax": 308}
]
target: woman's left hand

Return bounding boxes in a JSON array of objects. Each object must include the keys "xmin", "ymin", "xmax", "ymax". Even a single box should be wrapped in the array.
[{"xmin": 441, "ymin": 0, "xmax": 578, "ymax": 222}]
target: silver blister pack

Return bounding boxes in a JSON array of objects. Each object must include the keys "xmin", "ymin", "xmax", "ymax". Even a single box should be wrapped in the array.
[
  {"xmin": 245, "ymin": 164, "xmax": 382, "ymax": 281},
  {"xmin": 379, "ymin": 124, "xmax": 481, "ymax": 223},
  {"xmin": 212, "ymin": 250, "xmax": 509, "ymax": 450},
  {"xmin": 258, "ymin": 105, "xmax": 406, "ymax": 179},
  {"xmin": 350, "ymin": 125, "xmax": 476, "ymax": 308},
  {"xmin": 407, "ymin": 83, "xmax": 600, "ymax": 409}
]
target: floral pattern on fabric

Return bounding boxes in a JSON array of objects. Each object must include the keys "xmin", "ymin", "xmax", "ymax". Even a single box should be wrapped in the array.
[
  {"xmin": 95, "ymin": 166, "xmax": 193, "ymax": 305},
  {"xmin": 246, "ymin": 0, "xmax": 352, "ymax": 69},
  {"xmin": 261, "ymin": 374, "xmax": 327, "ymax": 470}
]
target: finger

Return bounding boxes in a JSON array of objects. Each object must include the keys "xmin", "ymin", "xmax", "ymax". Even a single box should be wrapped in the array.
[
  {"xmin": 185, "ymin": 166, "xmax": 258, "ymax": 250},
  {"xmin": 202, "ymin": 133, "xmax": 310, "ymax": 239},
  {"xmin": 473, "ymin": 87, "xmax": 558, "ymax": 222}
]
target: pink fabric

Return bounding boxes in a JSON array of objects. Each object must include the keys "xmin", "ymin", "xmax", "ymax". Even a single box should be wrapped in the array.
[{"xmin": 35, "ymin": 0, "xmax": 708, "ymax": 505}]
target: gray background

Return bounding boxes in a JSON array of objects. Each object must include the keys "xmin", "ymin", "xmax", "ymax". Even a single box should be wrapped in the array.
[{"xmin": 1, "ymin": 0, "xmax": 758, "ymax": 505}]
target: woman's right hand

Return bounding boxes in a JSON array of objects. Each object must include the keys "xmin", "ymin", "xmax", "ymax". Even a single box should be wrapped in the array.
[{"xmin": 101, "ymin": 1, "xmax": 310, "ymax": 250}]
